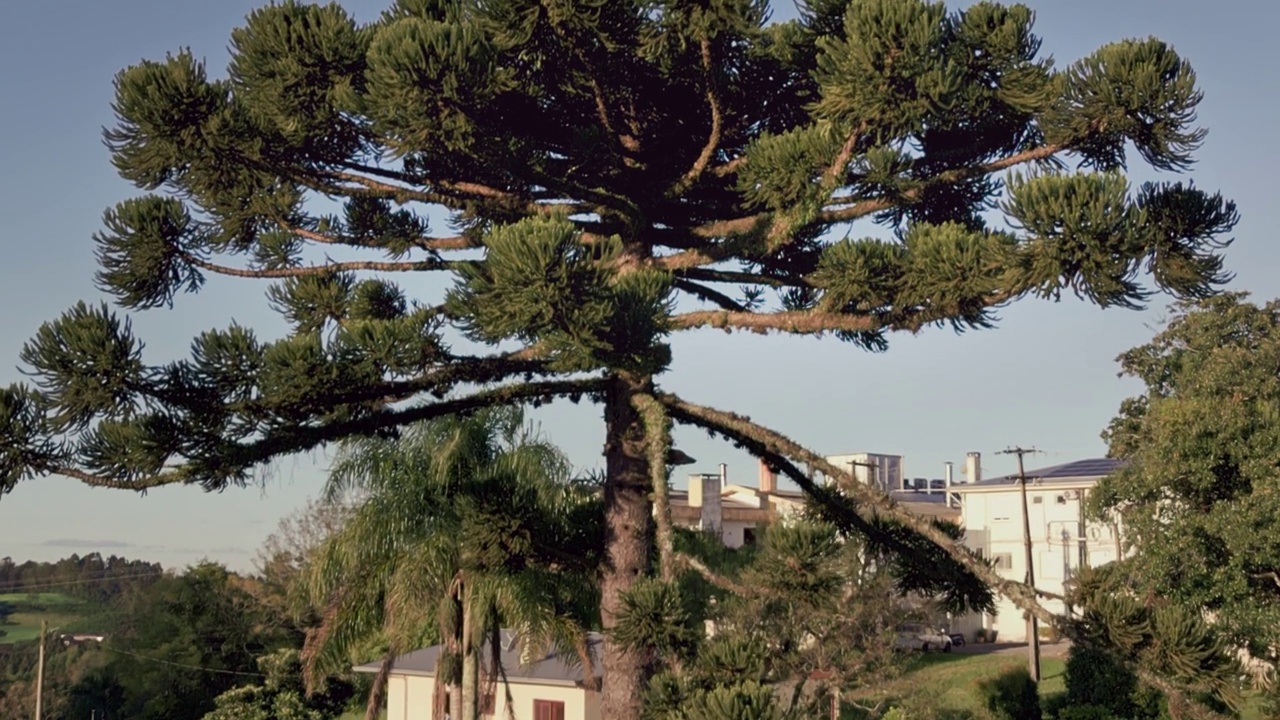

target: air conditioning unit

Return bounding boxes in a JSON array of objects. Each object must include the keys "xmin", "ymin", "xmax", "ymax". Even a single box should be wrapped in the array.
[{"xmin": 1062, "ymin": 490, "xmax": 1079, "ymax": 500}]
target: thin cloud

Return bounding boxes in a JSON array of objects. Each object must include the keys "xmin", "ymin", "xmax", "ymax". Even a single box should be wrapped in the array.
[{"xmin": 41, "ymin": 539, "xmax": 135, "ymax": 549}]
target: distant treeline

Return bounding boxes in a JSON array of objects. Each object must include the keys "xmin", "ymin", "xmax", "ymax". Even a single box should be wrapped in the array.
[{"xmin": 0, "ymin": 554, "xmax": 164, "ymax": 602}]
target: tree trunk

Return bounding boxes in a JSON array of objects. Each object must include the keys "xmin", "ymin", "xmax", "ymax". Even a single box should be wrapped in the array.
[
  {"xmin": 364, "ymin": 649, "xmax": 395, "ymax": 720},
  {"xmin": 600, "ymin": 372, "xmax": 654, "ymax": 720},
  {"xmin": 445, "ymin": 585, "xmax": 463, "ymax": 720},
  {"xmin": 461, "ymin": 584, "xmax": 479, "ymax": 720}
]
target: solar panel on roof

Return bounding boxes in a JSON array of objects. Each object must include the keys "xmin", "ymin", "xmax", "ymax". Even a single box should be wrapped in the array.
[{"xmin": 977, "ymin": 457, "xmax": 1127, "ymax": 485}]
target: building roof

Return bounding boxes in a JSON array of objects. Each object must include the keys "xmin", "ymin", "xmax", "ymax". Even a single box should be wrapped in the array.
[
  {"xmin": 353, "ymin": 630, "xmax": 603, "ymax": 686},
  {"xmin": 954, "ymin": 458, "xmax": 1126, "ymax": 491}
]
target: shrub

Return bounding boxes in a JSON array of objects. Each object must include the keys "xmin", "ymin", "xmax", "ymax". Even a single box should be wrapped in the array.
[
  {"xmin": 1055, "ymin": 705, "xmax": 1116, "ymax": 720},
  {"xmin": 978, "ymin": 666, "xmax": 1042, "ymax": 720}
]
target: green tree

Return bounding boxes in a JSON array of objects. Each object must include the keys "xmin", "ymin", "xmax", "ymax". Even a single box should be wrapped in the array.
[
  {"xmin": 66, "ymin": 562, "xmax": 290, "ymax": 720},
  {"xmin": 202, "ymin": 649, "xmax": 354, "ymax": 720},
  {"xmin": 636, "ymin": 521, "xmax": 913, "ymax": 719},
  {"xmin": 0, "ymin": 1, "xmax": 1237, "ymax": 716},
  {"xmin": 253, "ymin": 497, "xmax": 353, "ymax": 630},
  {"xmin": 298, "ymin": 408, "xmax": 600, "ymax": 720},
  {"xmin": 1091, "ymin": 294, "xmax": 1280, "ymax": 694}
]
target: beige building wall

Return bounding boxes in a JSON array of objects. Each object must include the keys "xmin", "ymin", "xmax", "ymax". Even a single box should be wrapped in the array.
[
  {"xmin": 381, "ymin": 673, "xmax": 599, "ymax": 720},
  {"xmin": 387, "ymin": 676, "xmax": 408, "ymax": 720},
  {"xmin": 495, "ymin": 680, "xmax": 595, "ymax": 720}
]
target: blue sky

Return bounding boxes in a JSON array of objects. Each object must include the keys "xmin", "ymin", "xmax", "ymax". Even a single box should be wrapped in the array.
[{"xmin": 1, "ymin": 0, "xmax": 1275, "ymax": 572}]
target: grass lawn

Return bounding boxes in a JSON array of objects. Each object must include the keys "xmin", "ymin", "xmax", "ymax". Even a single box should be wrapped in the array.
[
  {"xmin": 0, "ymin": 592, "xmax": 89, "ymax": 645},
  {"xmin": 844, "ymin": 650, "xmax": 1066, "ymax": 719},
  {"xmin": 0, "ymin": 592, "xmax": 81, "ymax": 604}
]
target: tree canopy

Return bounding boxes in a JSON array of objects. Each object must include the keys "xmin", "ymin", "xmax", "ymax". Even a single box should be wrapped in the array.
[
  {"xmin": 298, "ymin": 408, "xmax": 600, "ymax": 720},
  {"xmin": 1094, "ymin": 294, "xmax": 1280, "ymax": 676},
  {"xmin": 0, "ymin": 0, "xmax": 1238, "ymax": 716}
]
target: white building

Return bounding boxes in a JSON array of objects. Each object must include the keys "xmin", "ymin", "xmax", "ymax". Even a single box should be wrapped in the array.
[
  {"xmin": 354, "ymin": 631, "xmax": 603, "ymax": 720},
  {"xmin": 951, "ymin": 457, "xmax": 1127, "ymax": 643},
  {"xmin": 670, "ymin": 458, "xmax": 961, "ymax": 549}
]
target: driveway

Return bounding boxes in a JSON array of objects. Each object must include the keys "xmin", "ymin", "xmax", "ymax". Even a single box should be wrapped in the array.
[{"xmin": 953, "ymin": 640, "xmax": 1071, "ymax": 659}]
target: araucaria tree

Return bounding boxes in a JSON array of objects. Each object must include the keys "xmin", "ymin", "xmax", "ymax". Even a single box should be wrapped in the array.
[{"xmin": 0, "ymin": 0, "xmax": 1238, "ymax": 717}]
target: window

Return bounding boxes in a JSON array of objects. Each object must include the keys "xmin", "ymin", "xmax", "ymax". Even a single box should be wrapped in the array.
[
  {"xmin": 743, "ymin": 527, "xmax": 757, "ymax": 546},
  {"xmin": 1032, "ymin": 496, "xmax": 1043, "ymax": 504},
  {"xmin": 991, "ymin": 552, "xmax": 1014, "ymax": 570},
  {"xmin": 534, "ymin": 699, "xmax": 566, "ymax": 720}
]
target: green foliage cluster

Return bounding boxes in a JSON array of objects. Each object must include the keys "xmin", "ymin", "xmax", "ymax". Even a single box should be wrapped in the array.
[
  {"xmin": 202, "ymin": 649, "xmax": 353, "ymax": 720},
  {"xmin": 1065, "ymin": 566, "xmax": 1241, "ymax": 714},
  {"xmin": 1042, "ymin": 645, "xmax": 1167, "ymax": 720},
  {"xmin": 633, "ymin": 521, "xmax": 910, "ymax": 719},
  {"xmin": 1094, "ymin": 294, "xmax": 1280, "ymax": 683},
  {"xmin": 61, "ymin": 563, "xmax": 300, "ymax": 720},
  {"xmin": 296, "ymin": 408, "xmax": 600, "ymax": 718},
  {"xmin": 0, "ymin": 553, "xmax": 164, "ymax": 604},
  {"xmin": 977, "ymin": 666, "xmax": 1042, "ymax": 720}
]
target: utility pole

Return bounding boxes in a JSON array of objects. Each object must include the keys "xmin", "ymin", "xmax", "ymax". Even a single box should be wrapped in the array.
[
  {"xmin": 34, "ymin": 620, "xmax": 46, "ymax": 720},
  {"xmin": 998, "ymin": 446, "xmax": 1041, "ymax": 683}
]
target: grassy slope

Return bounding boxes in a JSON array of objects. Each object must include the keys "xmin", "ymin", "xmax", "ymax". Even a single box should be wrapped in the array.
[
  {"xmin": 0, "ymin": 592, "xmax": 91, "ymax": 646},
  {"xmin": 845, "ymin": 651, "xmax": 1066, "ymax": 719}
]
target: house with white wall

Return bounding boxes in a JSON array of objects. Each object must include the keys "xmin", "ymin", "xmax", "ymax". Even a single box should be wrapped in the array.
[
  {"xmin": 354, "ymin": 630, "xmax": 602, "ymax": 720},
  {"xmin": 951, "ymin": 457, "xmax": 1127, "ymax": 642}
]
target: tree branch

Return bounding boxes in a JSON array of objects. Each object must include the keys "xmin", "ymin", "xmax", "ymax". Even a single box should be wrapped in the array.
[
  {"xmin": 658, "ymin": 142, "xmax": 1068, "ymax": 270},
  {"xmin": 672, "ymin": 279, "xmax": 748, "ymax": 312},
  {"xmin": 274, "ymin": 218, "xmax": 479, "ymax": 253},
  {"xmin": 46, "ymin": 379, "xmax": 607, "ymax": 493},
  {"xmin": 184, "ymin": 253, "xmax": 460, "ymax": 279},
  {"xmin": 657, "ymin": 393, "xmax": 1048, "ymax": 617},
  {"xmin": 670, "ymin": 309, "xmax": 880, "ymax": 335},
  {"xmin": 633, "ymin": 393, "xmax": 677, "ymax": 582},
  {"xmin": 822, "ymin": 125, "xmax": 864, "ymax": 190},
  {"xmin": 674, "ymin": 551, "xmax": 753, "ymax": 595},
  {"xmin": 818, "ymin": 143, "xmax": 1066, "ymax": 226},
  {"xmin": 669, "ymin": 38, "xmax": 723, "ymax": 196},
  {"xmin": 670, "ymin": 292, "xmax": 1015, "ymax": 336},
  {"xmin": 709, "ymin": 155, "xmax": 746, "ymax": 178},
  {"xmin": 675, "ymin": 267, "xmax": 800, "ymax": 289}
]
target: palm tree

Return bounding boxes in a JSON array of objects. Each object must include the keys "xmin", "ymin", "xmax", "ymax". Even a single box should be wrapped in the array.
[{"xmin": 297, "ymin": 407, "xmax": 601, "ymax": 720}]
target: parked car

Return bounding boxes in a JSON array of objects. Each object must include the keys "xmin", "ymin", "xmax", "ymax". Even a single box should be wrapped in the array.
[{"xmin": 894, "ymin": 624, "xmax": 953, "ymax": 652}]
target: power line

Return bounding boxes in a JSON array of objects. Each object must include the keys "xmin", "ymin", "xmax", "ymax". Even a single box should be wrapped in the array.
[
  {"xmin": 0, "ymin": 571, "xmax": 165, "ymax": 594},
  {"xmin": 102, "ymin": 647, "xmax": 266, "ymax": 678}
]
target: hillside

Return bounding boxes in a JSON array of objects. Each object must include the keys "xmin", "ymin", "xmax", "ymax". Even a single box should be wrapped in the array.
[{"xmin": 0, "ymin": 592, "xmax": 99, "ymax": 646}]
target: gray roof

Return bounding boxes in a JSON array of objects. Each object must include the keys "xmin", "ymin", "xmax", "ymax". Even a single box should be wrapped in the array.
[
  {"xmin": 962, "ymin": 458, "xmax": 1126, "ymax": 488},
  {"xmin": 354, "ymin": 630, "xmax": 603, "ymax": 686}
]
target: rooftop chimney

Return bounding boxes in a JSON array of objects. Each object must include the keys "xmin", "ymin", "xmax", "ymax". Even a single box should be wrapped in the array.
[
  {"xmin": 758, "ymin": 459, "xmax": 778, "ymax": 495},
  {"xmin": 700, "ymin": 473, "xmax": 722, "ymax": 538},
  {"xmin": 688, "ymin": 473, "xmax": 705, "ymax": 508},
  {"xmin": 964, "ymin": 452, "xmax": 982, "ymax": 484}
]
